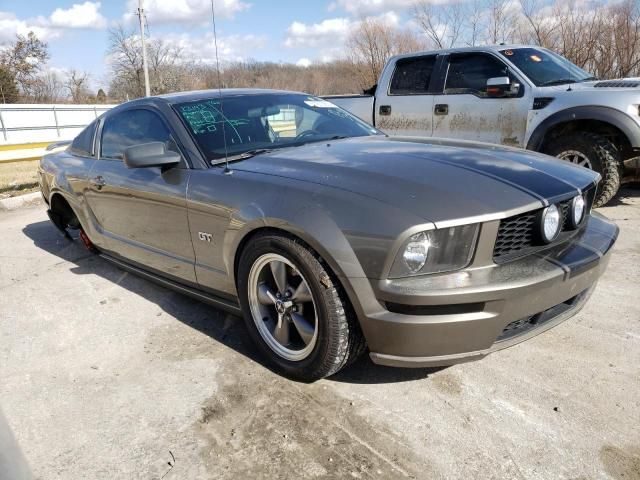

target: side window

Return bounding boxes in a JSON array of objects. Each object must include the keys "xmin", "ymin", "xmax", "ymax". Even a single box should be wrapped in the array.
[
  {"xmin": 389, "ymin": 56, "xmax": 436, "ymax": 95},
  {"xmin": 445, "ymin": 54, "xmax": 511, "ymax": 97},
  {"xmin": 69, "ymin": 120, "xmax": 97, "ymax": 157},
  {"xmin": 100, "ymin": 109, "xmax": 177, "ymax": 160}
]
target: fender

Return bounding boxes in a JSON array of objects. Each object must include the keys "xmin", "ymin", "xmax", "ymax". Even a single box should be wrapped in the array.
[{"xmin": 526, "ymin": 106, "xmax": 640, "ymax": 151}]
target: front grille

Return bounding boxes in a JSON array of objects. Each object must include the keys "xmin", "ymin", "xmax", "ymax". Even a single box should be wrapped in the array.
[{"xmin": 493, "ymin": 192, "xmax": 591, "ymax": 263}]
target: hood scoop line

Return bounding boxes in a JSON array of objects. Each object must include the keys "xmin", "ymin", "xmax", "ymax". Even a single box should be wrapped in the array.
[{"xmin": 594, "ymin": 80, "xmax": 640, "ymax": 88}]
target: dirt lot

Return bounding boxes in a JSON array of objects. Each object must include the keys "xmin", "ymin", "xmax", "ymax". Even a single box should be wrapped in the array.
[
  {"xmin": 0, "ymin": 160, "xmax": 39, "ymax": 197},
  {"xmin": 0, "ymin": 189, "xmax": 639, "ymax": 480}
]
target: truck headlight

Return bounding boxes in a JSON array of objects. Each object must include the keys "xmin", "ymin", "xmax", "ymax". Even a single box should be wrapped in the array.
[{"xmin": 389, "ymin": 224, "xmax": 479, "ymax": 278}]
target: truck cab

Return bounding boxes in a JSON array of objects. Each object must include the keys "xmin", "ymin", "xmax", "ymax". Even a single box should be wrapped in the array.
[{"xmin": 326, "ymin": 45, "xmax": 640, "ymax": 206}]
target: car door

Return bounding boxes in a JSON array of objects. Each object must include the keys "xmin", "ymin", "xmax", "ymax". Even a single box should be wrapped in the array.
[
  {"xmin": 84, "ymin": 107, "xmax": 197, "ymax": 284},
  {"xmin": 374, "ymin": 54, "xmax": 437, "ymax": 136},
  {"xmin": 431, "ymin": 52, "xmax": 531, "ymax": 146}
]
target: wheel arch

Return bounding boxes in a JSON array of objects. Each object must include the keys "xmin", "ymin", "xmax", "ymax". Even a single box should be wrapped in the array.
[
  {"xmin": 527, "ymin": 106, "xmax": 639, "ymax": 159},
  {"xmin": 49, "ymin": 191, "xmax": 79, "ymax": 226},
  {"xmin": 229, "ymin": 220, "xmax": 370, "ymax": 324}
]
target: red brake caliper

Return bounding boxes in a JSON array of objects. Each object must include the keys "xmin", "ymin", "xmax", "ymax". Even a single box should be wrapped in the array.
[{"xmin": 79, "ymin": 229, "xmax": 96, "ymax": 252}]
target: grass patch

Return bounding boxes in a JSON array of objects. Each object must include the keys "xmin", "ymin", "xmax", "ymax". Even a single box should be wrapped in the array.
[{"xmin": 0, "ymin": 160, "xmax": 39, "ymax": 195}]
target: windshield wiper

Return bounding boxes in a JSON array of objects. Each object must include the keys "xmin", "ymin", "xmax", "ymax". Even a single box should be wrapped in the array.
[
  {"xmin": 580, "ymin": 76, "xmax": 598, "ymax": 82},
  {"xmin": 540, "ymin": 78, "xmax": 577, "ymax": 86},
  {"xmin": 211, "ymin": 148, "xmax": 273, "ymax": 164}
]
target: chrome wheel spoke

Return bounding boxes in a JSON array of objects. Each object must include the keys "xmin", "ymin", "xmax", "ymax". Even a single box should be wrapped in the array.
[
  {"xmin": 292, "ymin": 280, "xmax": 312, "ymax": 303},
  {"xmin": 248, "ymin": 252, "xmax": 319, "ymax": 362},
  {"xmin": 273, "ymin": 315, "xmax": 290, "ymax": 345},
  {"xmin": 291, "ymin": 313, "xmax": 315, "ymax": 345},
  {"xmin": 270, "ymin": 261, "xmax": 288, "ymax": 293},
  {"xmin": 258, "ymin": 283, "xmax": 276, "ymax": 305}
]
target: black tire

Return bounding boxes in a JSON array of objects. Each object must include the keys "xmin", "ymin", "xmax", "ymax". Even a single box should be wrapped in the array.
[
  {"xmin": 237, "ymin": 232, "xmax": 365, "ymax": 381},
  {"xmin": 545, "ymin": 132, "xmax": 621, "ymax": 207}
]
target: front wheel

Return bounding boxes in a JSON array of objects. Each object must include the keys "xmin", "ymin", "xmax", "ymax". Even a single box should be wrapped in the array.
[
  {"xmin": 237, "ymin": 233, "xmax": 364, "ymax": 381},
  {"xmin": 546, "ymin": 131, "xmax": 621, "ymax": 207}
]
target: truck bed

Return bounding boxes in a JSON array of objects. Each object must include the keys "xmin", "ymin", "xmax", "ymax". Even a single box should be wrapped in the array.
[{"xmin": 322, "ymin": 95, "xmax": 375, "ymax": 126}]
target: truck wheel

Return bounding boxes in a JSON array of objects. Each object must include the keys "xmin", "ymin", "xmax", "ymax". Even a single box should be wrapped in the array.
[
  {"xmin": 237, "ymin": 232, "xmax": 365, "ymax": 381},
  {"xmin": 546, "ymin": 132, "xmax": 621, "ymax": 207}
]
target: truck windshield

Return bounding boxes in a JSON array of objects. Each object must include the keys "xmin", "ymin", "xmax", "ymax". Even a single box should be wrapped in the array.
[
  {"xmin": 174, "ymin": 93, "xmax": 379, "ymax": 162},
  {"xmin": 500, "ymin": 48, "xmax": 595, "ymax": 86}
]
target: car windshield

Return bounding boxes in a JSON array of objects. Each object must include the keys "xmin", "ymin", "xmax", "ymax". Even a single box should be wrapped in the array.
[
  {"xmin": 174, "ymin": 93, "xmax": 379, "ymax": 162},
  {"xmin": 500, "ymin": 47, "xmax": 595, "ymax": 86}
]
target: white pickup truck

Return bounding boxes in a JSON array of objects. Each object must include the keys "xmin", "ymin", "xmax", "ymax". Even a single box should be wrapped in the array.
[{"xmin": 326, "ymin": 44, "xmax": 640, "ymax": 206}]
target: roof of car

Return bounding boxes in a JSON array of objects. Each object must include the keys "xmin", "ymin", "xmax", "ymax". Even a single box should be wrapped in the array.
[
  {"xmin": 156, "ymin": 88, "xmax": 307, "ymax": 104},
  {"xmin": 390, "ymin": 44, "xmax": 542, "ymax": 61}
]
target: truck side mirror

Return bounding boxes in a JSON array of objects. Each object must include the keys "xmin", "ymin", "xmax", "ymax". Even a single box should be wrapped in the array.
[
  {"xmin": 486, "ymin": 77, "xmax": 520, "ymax": 98},
  {"xmin": 123, "ymin": 142, "xmax": 181, "ymax": 169}
]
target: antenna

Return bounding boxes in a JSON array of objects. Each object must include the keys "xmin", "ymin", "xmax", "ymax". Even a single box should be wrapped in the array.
[{"xmin": 210, "ymin": 0, "xmax": 231, "ymax": 174}]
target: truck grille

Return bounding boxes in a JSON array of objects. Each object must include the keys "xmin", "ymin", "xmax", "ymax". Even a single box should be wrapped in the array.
[{"xmin": 493, "ymin": 189, "xmax": 594, "ymax": 263}]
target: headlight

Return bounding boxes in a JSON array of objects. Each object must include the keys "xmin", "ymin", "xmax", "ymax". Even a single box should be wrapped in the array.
[
  {"xmin": 539, "ymin": 204, "xmax": 561, "ymax": 243},
  {"xmin": 389, "ymin": 224, "xmax": 479, "ymax": 278},
  {"xmin": 569, "ymin": 195, "xmax": 586, "ymax": 229}
]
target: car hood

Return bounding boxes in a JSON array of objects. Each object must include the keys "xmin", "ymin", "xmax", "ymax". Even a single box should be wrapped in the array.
[
  {"xmin": 543, "ymin": 78, "xmax": 640, "ymax": 92},
  {"xmin": 234, "ymin": 136, "xmax": 598, "ymax": 226}
]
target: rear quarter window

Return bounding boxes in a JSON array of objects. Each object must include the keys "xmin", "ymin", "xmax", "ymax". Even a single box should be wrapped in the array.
[
  {"xmin": 389, "ymin": 56, "xmax": 436, "ymax": 95},
  {"xmin": 69, "ymin": 120, "xmax": 97, "ymax": 157}
]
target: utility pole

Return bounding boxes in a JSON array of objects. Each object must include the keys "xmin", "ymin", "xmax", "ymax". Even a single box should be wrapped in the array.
[{"xmin": 137, "ymin": 0, "xmax": 151, "ymax": 97}]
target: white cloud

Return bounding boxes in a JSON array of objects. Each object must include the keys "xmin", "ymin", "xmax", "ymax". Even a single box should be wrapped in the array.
[
  {"xmin": 328, "ymin": 0, "xmax": 416, "ymax": 15},
  {"xmin": 123, "ymin": 0, "xmax": 251, "ymax": 25},
  {"xmin": 0, "ymin": 12, "xmax": 60, "ymax": 43},
  {"xmin": 284, "ymin": 11, "xmax": 400, "ymax": 52},
  {"xmin": 296, "ymin": 57, "xmax": 311, "ymax": 67},
  {"xmin": 162, "ymin": 31, "xmax": 267, "ymax": 63},
  {"xmin": 284, "ymin": 17, "xmax": 354, "ymax": 48},
  {"xmin": 49, "ymin": 2, "xmax": 107, "ymax": 29}
]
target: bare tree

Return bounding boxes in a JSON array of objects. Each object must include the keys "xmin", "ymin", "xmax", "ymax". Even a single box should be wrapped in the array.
[
  {"xmin": 29, "ymin": 70, "xmax": 64, "ymax": 103},
  {"xmin": 63, "ymin": 69, "xmax": 91, "ymax": 102},
  {"xmin": 347, "ymin": 17, "xmax": 425, "ymax": 90},
  {"xmin": 413, "ymin": 0, "xmax": 464, "ymax": 49},
  {"xmin": 0, "ymin": 32, "xmax": 49, "ymax": 98}
]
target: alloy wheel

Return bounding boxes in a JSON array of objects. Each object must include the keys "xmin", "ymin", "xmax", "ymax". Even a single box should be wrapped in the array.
[
  {"xmin": 557, "ymin": 149, "xmax": 593, "ymax": 169},
  {"xmin": 247, "ymin": 253, "xmax": 318, "ymax": 361}
]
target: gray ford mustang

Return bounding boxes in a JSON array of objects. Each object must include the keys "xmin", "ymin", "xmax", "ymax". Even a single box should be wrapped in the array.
[{"xmin": 39, "ymin": 89, "xmax": 618, "ymax": 381}]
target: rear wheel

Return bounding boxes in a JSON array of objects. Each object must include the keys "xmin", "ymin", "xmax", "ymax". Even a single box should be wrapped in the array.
[
  {"xmin": 237, "ymin": 233, "xmax": 364, "ymax": 381},
  {"xmin": 546, "ymin": 132, "xmax": 621, "ymax": 207}
]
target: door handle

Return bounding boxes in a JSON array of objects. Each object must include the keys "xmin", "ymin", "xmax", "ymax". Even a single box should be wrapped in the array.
[
  {"xmin": 90, "ymin": 175, "xmax": 106, "ymax": 190},
  {"xmin": 379, "ymin": 105, "xmax": 392, "ymax": 116},
  {"xmin": 434, "ymin": 104, "xmax": 448, "ymax": 115}
]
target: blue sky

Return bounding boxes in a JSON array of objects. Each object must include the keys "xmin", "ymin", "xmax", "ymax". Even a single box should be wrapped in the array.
[{"xmin": 0, "ymin": 0, "xmax": 417, "ymax": 89}]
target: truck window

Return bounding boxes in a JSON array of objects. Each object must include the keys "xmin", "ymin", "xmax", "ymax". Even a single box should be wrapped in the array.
[
  {"xmin": 389, "ymin": 56, "xmax": 436, "ymax": 95},
  {"xmin": 445, "ymin": 53, "xmax": 511, "ymax": 97}
]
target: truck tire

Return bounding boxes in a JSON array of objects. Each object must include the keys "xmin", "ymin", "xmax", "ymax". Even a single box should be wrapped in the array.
[
  {"xmin": 546, "ymin": 132, "xmax": 621, "ymax": 207},
  {"xmin": 237, "ymin": 232, "xmax": 365, "ymax": 381}
]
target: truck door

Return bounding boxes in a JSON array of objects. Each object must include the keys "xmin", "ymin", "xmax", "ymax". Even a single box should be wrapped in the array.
[
  {"xmin": 374, "ymin": 54, "xmax": 437, "ymax": 137},
  {"xmin": 431, "ymin": 52, "xmax": 530, "ymax": 146}
]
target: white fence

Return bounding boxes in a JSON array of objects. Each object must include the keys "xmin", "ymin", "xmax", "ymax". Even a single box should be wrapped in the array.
[{"xmin": 0, "ymin": 104, "xmax": 117, "ymax": 145}]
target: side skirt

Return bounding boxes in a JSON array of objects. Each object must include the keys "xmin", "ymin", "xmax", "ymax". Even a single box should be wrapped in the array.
[{"xmin": 99, "ymin": 253, "xmax": 242, "ymax": 316}]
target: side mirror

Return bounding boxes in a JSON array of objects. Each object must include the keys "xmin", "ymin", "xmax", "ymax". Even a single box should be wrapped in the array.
[
  {"xmin": 486, "ymin": 77, "xmax": 520, "ymax": 98},
  {"xmin": 123, "ymin": 142, "xmax": 181, "ymax": 169}
]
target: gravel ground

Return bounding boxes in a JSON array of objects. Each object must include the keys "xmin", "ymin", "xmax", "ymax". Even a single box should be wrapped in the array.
[{"xmin": 0, "ymin": 188, "xmax": 638, "ymax": 480}]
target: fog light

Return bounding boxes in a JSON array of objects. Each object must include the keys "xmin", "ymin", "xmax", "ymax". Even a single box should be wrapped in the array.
[
  {"xmin": 540, "ymin": 204, "xmax": 561, "ymax": 243},
  {"xmin": 569, "ymin": 195, "xmax": 586, "ymax": 228}
]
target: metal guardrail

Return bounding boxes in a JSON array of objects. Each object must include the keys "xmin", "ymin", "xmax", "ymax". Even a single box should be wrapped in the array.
[{"xmin": 0, "ymin": 104, "xmax": 116, "ymax": 143}]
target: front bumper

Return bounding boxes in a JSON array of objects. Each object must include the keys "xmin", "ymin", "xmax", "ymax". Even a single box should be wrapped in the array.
[{"xmin": 352, "ymin": 212, "xmax": 618, "ymax": 368}]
